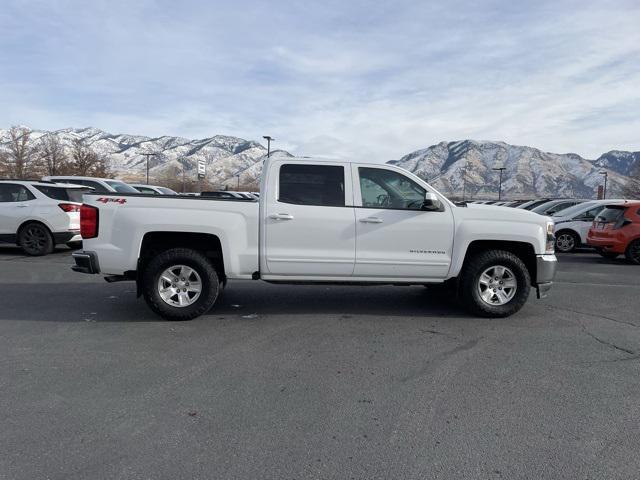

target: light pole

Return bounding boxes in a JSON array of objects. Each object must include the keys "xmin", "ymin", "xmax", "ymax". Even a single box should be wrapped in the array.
[
  {"xmin": 492, "ymin": 167, "xmax": 506, "ymax": 201},
  {"xmin": 141, "ymin": 153, "xmax": 156, "ymax": 185},
  {"xmin": 599, "ymin": 170, "xmax": 608, "ymax": 199},
  {"xmin": 262, "ymin": 136, "xmax": 274, "ymax": 158},
  {"xmin": 236, "ymin": 173, "xmax": 241, "ymax": 191},
  {"xmin": 462, "ymin": 163, "xmax": 469, "ymax": 201}
]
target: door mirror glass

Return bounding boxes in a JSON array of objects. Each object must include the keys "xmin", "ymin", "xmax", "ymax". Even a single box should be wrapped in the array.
[{"xmin": 422, "ymin": 192, "xmax": 442, "ymax": 211}]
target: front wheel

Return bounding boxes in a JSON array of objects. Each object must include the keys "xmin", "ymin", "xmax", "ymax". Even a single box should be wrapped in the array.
[
  {"xmin": 141, "ymin": 248, "xmax": 220, "ymax": 320},
  {"xmin": 19, "ymin": 222, "xmax": 54, "ymax": 256},
  {"xmin": 459, "ymin": 250, "xmax": 531, "ymax": 317}
]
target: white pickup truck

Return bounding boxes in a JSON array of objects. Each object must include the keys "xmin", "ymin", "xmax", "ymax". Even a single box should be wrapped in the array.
[{"xmin": 72, "ymin": 157, "xmax": 557, "ymax": 320}]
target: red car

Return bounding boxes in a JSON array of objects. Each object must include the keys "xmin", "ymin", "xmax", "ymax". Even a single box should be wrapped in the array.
[{"xmin": 587, "ymin": 201, "xmax": 640, "ymax": 264}]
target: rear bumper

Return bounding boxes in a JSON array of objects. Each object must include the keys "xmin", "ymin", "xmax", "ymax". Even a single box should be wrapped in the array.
[
  {"xmin": 586, "ymin": 235, "xmax": 626, "ymax": 253},
  {"xmin": 535, "ymin": 254, "xmax": 557, "ymax": 299},
  {"xmin": 53, "ymin": 231, "xmax": 79, "ymax": 244},
  {"xmin": 72, "ymin": 251, "xmax": 100, "ymax": 274}
]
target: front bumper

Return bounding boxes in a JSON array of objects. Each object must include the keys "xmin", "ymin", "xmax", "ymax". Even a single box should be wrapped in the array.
[
  {"xmin": 72, "ymin": 251, "xmax": 100, "ymax": 274},
  {"xmin": 535, "ymin": 254, "xmax": 557, "ymax": 299}
]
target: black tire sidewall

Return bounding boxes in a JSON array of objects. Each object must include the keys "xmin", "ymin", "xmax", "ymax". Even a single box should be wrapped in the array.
[
  {"xmin": 461, "ymin": 250, "xmax": 531, "ymax": 317},
  {"xmin": 625, "ymin": 239, "xmax": 640, "ymax": 265},
  {"xmin": 19, "ymin": 223, "xmax": 53, "ymax": 256},
  {"xmin": 142, "ymin": 249, "xmax": 219, "ymax": 320}
]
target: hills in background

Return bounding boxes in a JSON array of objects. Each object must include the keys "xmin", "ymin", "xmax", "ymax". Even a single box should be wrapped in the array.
[{"xmin": 0, "ymin": 127, "xmax": 637, "ymax": 197}]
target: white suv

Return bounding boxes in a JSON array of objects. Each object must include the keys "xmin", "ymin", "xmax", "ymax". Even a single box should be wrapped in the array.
[
  {"xmin": 0, "ymin": 180, "xmax": 90, "ymax": 255},
  {"xmin": 43, "ymin": 176, "xmax": 140, "ymax": 194}
]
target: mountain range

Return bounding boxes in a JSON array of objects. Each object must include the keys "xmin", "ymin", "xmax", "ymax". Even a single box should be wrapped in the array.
[{"xmin": 0, "ymin": 127, "xmax": 637, "ymax": 197}]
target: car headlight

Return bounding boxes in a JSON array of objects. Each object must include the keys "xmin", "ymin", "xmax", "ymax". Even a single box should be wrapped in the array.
[{"xmin": 546, "ymin": 221, "xmax": 555, "ymax": 254}]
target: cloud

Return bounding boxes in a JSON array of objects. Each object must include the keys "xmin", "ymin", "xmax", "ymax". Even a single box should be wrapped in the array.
[{"xmin": 0, "ymin": 0, "xmax": 639, "ymax": 161}]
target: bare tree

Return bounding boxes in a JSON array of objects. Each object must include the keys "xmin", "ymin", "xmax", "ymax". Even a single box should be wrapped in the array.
[
  {"xmin": 623, "ymin": 162, "xmax": 640, "ymax": 199},
  {"xmin": 3, "ymin": 126, "xmax": 38, "ymax": 178},
  {"xmin": 70, "ymin": 138, "xmax": 111, "ymax": 177},
  {"xmin": 39, "ymin": 134, "xmax": 68, "ymax": 176}
]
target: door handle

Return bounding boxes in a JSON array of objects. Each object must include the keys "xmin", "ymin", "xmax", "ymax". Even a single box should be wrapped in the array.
[
  {"xmin": 360, "ymin": 216, "xmax": 383, "ymax": 224},
  {"xmin": 269, "ymin": 213, "xmax": 294, "ymax": 220}
]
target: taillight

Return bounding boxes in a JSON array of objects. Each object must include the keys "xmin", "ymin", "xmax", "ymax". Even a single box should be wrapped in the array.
[
  {"xmin": 58, "ymin": 203, "xmax": 81, "ymax": 213},
  {"xmin": 80, "ymin": 204, "xmax": 99, "ymax": 239}
]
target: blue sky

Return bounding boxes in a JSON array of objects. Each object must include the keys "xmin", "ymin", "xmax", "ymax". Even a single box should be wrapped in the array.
[{"xmin": 1, "ymin": 0, "xmax": 639, "ymax": 161}]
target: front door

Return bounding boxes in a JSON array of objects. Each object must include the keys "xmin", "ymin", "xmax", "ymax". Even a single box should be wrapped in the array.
[
  {"xmin": 352, "ymin": 165, "xmax": 454, "ymax": 279},
  {"xmin": 263, "ymin": 162, "xmax": 356, "ymax": 277}
]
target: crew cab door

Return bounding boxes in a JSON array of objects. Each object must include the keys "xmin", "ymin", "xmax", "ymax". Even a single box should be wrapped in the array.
[
  {"xmin": 262, "ymin": 161, "xmax": 355, "ymax": 276},
  {"xmin": 351, "ymin": 165, "xmax": 454, "ymax": 279}
]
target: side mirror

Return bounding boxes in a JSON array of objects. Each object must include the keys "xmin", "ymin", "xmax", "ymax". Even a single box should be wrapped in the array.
[{"xmin": 422, "ymin": 192, "xmax": 442, "ymax": 211}]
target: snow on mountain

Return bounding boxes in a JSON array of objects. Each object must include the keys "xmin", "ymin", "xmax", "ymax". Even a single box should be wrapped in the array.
[
  {"xmin": 0, "ymin": 126, "xmax": 285, "ymax": 187},
  {"xmin": 388, "ymin": 140, "xmax": 638, "ymax": 198}
]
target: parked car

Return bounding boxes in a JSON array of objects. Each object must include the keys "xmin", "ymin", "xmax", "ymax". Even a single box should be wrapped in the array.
[
  {"xmin": 517, "ymin": 198, "xmax": 554, "ymax": 210},
  {"xmin": 72, "ymin": 156, "xmax": 557, "ymax": 321},
  {"xmin": 531, "ymin": 199, "xmax": 586, "ymax": 216},
  {"xmin": 552, "ymin": 199, "xmax": 627, "ymax": 252},
  {"xmin": 586, "ymin": 201, "xmax": 640, "ymax": 263},
  {"xmin": 130, "ymin": 184, "xmax": 178, "ymax": 195},
  {"xmin": 0, "ymin": 180, "xmax": 90, "ymax": 255},
  {"xmin": 200, "ymin": 191, "xmax": 255, "ymax": 200},
  {"xmin": 43, "ymin": 176, "xmax": 140, "ymax": 194}
]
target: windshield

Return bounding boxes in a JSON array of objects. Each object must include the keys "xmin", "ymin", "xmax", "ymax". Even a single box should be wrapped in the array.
[
  {"xmin": 105, "ymin": 181, "xmax": 140, "ymax": 193},
  {"xmin": 34, "ymin": 185, "xmax": 88, "ymax": 203},
  {"xmin": 553, "ymin": 201, "xmax": 597, "ymax": 218}
]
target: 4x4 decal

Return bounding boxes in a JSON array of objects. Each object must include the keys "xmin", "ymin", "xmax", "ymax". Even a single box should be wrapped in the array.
[{"xmin": 96, "ymin": 197, "xmax": 127, "ymax": 205}]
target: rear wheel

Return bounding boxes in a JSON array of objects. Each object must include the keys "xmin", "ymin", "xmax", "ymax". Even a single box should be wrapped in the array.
[
  {"xmin": 460, "ymin": 250, "xmax": 531, "ymax": 317},
  {"xmin": 555, "ymin": 230, "xmax": 579, "ymax": 253},
  {"xmin": 18, "ymin": 223, "xmax": 54, "ymax": 256},
  {"xmin": 625, "ymin": 239, "xmax": 640, "ymax": 265},
  {"xmin": 142, "ymin": 248, "xmax": 220, "ymax": 320}
]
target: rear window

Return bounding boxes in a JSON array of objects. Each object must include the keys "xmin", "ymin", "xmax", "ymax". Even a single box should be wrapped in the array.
[
  {"xmin": 34, "ymin": 185, "xmax": 86, "ymax": 203},
  {"xmin": 595, "ymin": 206, "xmax": 625, "ymax": 223},
  {"xmin": 279, "ymin": 164, "xmax": 345, "ymax": 207},
  {"xmin": 104, "ymin": 181, "xmax": 140, "ymax": 193}
]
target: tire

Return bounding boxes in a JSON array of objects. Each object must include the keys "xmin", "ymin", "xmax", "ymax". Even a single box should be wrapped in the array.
[
  {"xmin": 555, "ymin": 230, "xmax": 579, "ymax": 253},
  {"xmin": 625, "ymin": 239, "xmax": 640, "ymax": 265},
  {"xmin": 459, "ymin": 250, "xmax": 531, "ymax": 318},
  {"xmin": 66, "ymin": 241, "xmax": 83, "ymax": 250},
  {"xmin": 18, "ymin": 222, "xmax": 54, "ymax": 256},
  {"xmin": 141, "ymin": 248, "xmax": 220, "ymax": 320}
]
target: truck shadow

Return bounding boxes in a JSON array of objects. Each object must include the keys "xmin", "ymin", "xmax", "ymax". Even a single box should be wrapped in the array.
[{"xmin": 1, "ymin": 282, "xmax": 473, "ymax": 322}]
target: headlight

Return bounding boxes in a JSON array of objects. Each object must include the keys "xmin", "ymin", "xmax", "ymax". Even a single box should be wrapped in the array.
[{"xmin": 546, "ymin": 221, "xmax": 555, "ymax": 254}]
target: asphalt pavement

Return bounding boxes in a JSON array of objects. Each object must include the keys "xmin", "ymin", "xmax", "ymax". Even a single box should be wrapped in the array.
[{"xmin": 0, "ymin": 246, "xmax": 639, "ymax": 480}]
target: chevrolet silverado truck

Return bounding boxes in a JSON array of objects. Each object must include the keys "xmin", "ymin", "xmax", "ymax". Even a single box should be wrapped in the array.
[{"xmin": 71, "ymin": 157, "xmax": 557, "ymax": 320}]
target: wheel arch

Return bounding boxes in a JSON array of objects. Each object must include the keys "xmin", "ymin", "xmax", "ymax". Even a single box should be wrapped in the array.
[
  {"xmin": 138, "ymin": 231, "xmax": 226, "ymax": 283},
  {"xmin": 17, "ymin": 219, "xmax": 54, "ymax": 241},
  {"xmin": 458, "ymin": 240, "xmax": 537, "ymax": 283}
]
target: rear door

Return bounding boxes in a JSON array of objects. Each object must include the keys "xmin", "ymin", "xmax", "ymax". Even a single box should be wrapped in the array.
[
  {"xmin": 352, "ymin": 165, "xmax": 454, "ymax": 279},
  {"xmin": 263, "ymin": 161, "xmax": 355, "ymax": 276}
]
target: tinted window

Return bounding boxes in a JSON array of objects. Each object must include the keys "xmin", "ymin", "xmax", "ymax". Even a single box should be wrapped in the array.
[
  {"xmin": 201, "ymin": 191, "xmax": 236, "ymax": 198},
  {"xmin": 104, "ymin": 181, "xmax": 139, "ymax": 193},
  {"xmin": 595, "ymin": 206, "xmax": 625, "ymax": 223},
  {"xmin": 359, "ymin": 167, "xmax": 425, "ymax": 210},
  {"xmin": 578, "ymin": 205, "xmax": 605, "ymax": 221},
  {"xmin": 157, "ymin": 187, "xmax": 177, "ymax": 195},
  {"xmin": 279, "ymin": 164, "xmax": 345, "ymax": 207},
  {"xmin": 34, "ymin": 185, "xmax": 87, "ymax": 202},
  {"xmin": 0, "ymin": 184, "xmax": 35, "ymax": 202}
]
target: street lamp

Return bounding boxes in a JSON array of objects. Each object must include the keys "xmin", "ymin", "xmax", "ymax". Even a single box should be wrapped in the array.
[
  {"xmin": 262, "ymin": 136, "xmax": 274, "ymax": 158},
  {"xmin": 492, "ymin": 167, "xmax": 506, "ymax": 201},
  {"xmin": 141, "ymin": 152, "xmax": 156, "ymax": 185},
  {"xmin": 599, "ymin": 170, "xmax": 608, "ymax": 199}
]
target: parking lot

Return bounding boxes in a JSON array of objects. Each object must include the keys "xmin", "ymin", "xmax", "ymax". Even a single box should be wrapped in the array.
[{"xmin": 1, "ymin": 246, "xmax": 639, "ymax": 480}]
